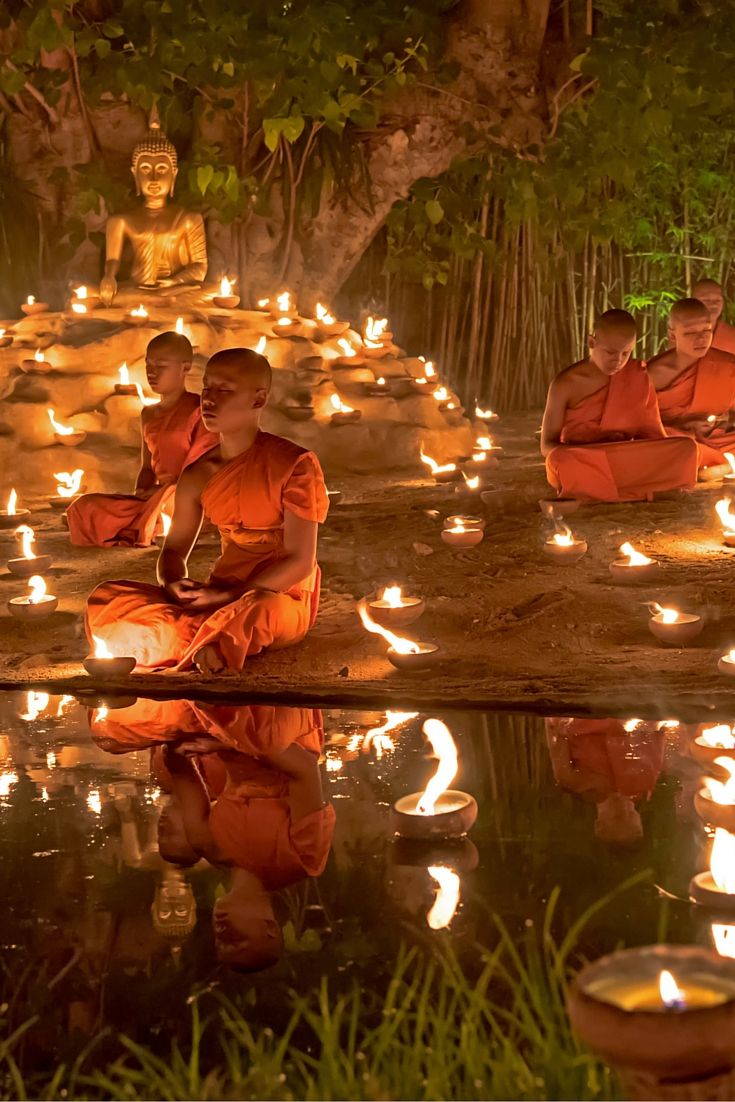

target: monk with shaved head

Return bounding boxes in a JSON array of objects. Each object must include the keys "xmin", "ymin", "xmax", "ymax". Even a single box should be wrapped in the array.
[
  {"xmin": 691, "ymin": 278, "xmax": 735, "ymax": 356},
  {"xmin": 85, "ymin": 348, "xmax": 329, "ymax": 674},
  {"xmin": 67, "ymin": 332, "xmax": 217, "ymax": 546},
  {"xmin": 648, "ymin": 297, "xmax": 735, "ymax": 474},
  {"xmin": 542, "ymin": 308, "xmax": 697, "ymax": 502}
]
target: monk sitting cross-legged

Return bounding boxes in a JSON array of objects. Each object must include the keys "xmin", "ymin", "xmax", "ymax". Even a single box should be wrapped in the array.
[
  {"xmin": 542, "ymin": 308, "xmax": 697, "ymax": 502},
  {"xmin": 67, "ymin": 332, "xmax": 217, "ymax": 547},
  {"xmin": 85, "ymin": 348, "xmax": 329, "ymax": 674},
  {"xmin": 691, "ymin": 278, "xmax": 735, "ymax": 356},
  {"xmin": 647, "ymin": 297, "xmax": 735, "ymax": 475}
]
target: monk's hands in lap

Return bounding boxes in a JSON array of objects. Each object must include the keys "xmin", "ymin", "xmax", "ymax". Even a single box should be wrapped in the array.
[{"xmin": 166, "ymin": 579, "xmax": 240, "ymax": 612}]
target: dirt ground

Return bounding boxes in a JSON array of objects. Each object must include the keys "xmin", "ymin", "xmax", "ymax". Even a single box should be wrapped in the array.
[{"xmin": 1, "ymin": 411, "xmax": 735, "ymax": 720}]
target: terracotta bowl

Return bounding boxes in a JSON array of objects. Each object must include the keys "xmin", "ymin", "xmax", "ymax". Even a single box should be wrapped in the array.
[
  {"xmin": 327, "ymin": 490, "xmax": 343, "ymax": 506},
  {"xmin": 444, "ymin": 514, "xmax": 485, "ymax": 530},
  {"xmin": 0, "ymin": 510, "xmax": 30, "ymax": 530},
  {"xmin": 543, "ymin": 538, "xmax": 587, "ymax": 561},
  {"xmin": 386, "ymin": 643, "xmax": 440, "ymax": 671},
  {"xmin": 718, "ymin": 655, "xmax": 735, "ymax": 677},
  {"xmin": 0, "ymin": 335, "xmax": 13, "ymax": 349},
  {"xmin": 694, "ymin": 788, "xmax": 735, "ymax": 831},
  {"xmin": 441, "ymin": 528, "xmax": 484, "ymax": 549},
  {"xmin": 21, "ymin": 357, "xmax": 52, "ymax": 373},
  {"xmin": 83, "ymin": 656, "xmax": 136, "ymax": 678},
  {"xmin": 330, "ymin": 411, "xmax": 362, "ymax": 426},
  {"xmin": 368, "ymin": 597, "xmax": 425, "ymax": 628},
  {"xmin": 609, "ymin": 560, "xmax": 659, "ymax": 584},
  {"xmin": 433, "ymin": 468, "xmax": 462, "ymax": 484},
  {"xmin": 8, "ymin": 594, "xmax": 58, "ymax": 619},
  {"xmin": 391, "ymin": 790, "xmax": 478, "ymax": 839},
  {"xmin": 390, "ymin": 836, "xmax": 480, "ymax": 872},
  {"xmin": 212, "ymin": 295, "xmax": 240, "ymax": 310},
  {"xmin": 689, "ymin": 734, "xmax": 735, "ymax": 769},
  {"xmin": 21, "ymin": 302, "xmax": 49, "ymax": 316},
  {"xmin": 690, "ymin": 871, "xmax": 735, "ymax": 914},
  {"xmin": 114, "ymin": 384, "xmax": 138, "ymax": 395},
  {"xmin": 648, "ymin": 613, "xmax": 703, "ymax": 646},
  {"xmin": 7, "ymin": 554, "xmax": 52, "ymax": 577},
  {"xmin": 54, "ymin": 431, "xmax": 87, "ymax": 447}
]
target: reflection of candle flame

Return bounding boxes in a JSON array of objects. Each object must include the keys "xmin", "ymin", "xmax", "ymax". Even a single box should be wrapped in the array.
[
  {"xmin": 47, "ymin": 408, "xmax": 75, "ymax": 436},
  {"xmin": 419, "ymin": 448, "xmax": 456, "ymax": 476},
  {"xmin": 87, "ymin": 789, "xmax": 102, "ymax": 815},
  {"xmin": 417, "ymin": 718, "xmax": 458, "ymax": 815},
  {"xmin": 0, "ymin": 772, "xmax": 18, "ymax": 796},
  {"xmin": 712, "ymin": 923, "xmax": 735, "ymax": 959},
  {"xmin": 650, "ymin": 602, "xmax": 679, "ymax": 624},
  {"xmin": 20, "ymin": 690, "xmax": 49, "ymax": 721},
  {"xmin": 362, "ymin": 710, "xmax": 417, "ymax": 759},
  {"xmin": 93, "ymin": 634, "xmax": 114, "ymax": 659},
  {"xmin": 427, "ymin": 866, "xmax": 460, "ymax": 929},
  {"xmin": 74, "ymin": 286, "xmax": 88, "ymax": 300},
  {"xmin": 711, "ymin": 828, "xmax": 735, "ymax": 893},
  {"xmin": 716, "ymin": 497, "xmax": 735, "ymax": 533},
  {"xmin": 56, "ymin": 694, "xmax": 74, "ymax": 717},
  {"xmin": 54, "ymin": 469, "xmax": 83, "ymax": 498},
  {"xmin": 6, "ymin": 489, "xmax": 16, "ymax": 515},
  {"xmin": 357, "ymin": 600, "xmax": 421, "ymax": 655},
  {"xmin": 700, "ymin": 724, "xmax": 735, "ymax": 749},
  {"xmin": 659, "ymin": 970, "xmax": 686, "ymax": 1009},
  {"xmin": 703, "ymin": 757, "xmax": 735, "ymax": 805},
  {"xmin": 15, "ymin": 524, "xmax": 35, "ymax": 560},
  {"xmin": 27, "ymin": 575, "xmax": 47, "ymax": 604},
  {"xmin": 623, "ymin": 718, "xmax": 643, "ymax": 732},
  {"xmin": 95, "ymin": 705, "xmax": 108, "ymax": 723},
  {"xmin": 619, "ymin": 541, "xmax": 653, "ymax": 566}
]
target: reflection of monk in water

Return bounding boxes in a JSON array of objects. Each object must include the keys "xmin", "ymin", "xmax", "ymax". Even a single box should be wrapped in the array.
[{"xmin": 545, "ymin": 717, "xmax": 665, "ymax": 846}]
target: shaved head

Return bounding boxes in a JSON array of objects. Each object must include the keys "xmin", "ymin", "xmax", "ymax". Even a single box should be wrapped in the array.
[
  {"xmin": 669, "ymin": 297, "xmax": 710, "ymax": 326},
  {"xmin": 592, "ymin": 309, "xmax": 636, "ymax": 339},
  {"xmin": 147, "ymin": 331, "xmax": 193, "ymax": 361},
  {"xmin": 692, "ymin": 278, "xmax": 722, "ymax": 295},
  {"xmin": 206, "ymin": 348, "xmax": 272, "ymax": 392}
]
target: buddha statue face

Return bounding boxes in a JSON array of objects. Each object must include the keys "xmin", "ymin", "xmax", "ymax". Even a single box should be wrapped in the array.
[
  {"xmin": 133, "ymin": 152, "xmax": 177, "ymax": 202},
  {"xmin": 151, "ymin": 875, "xmax": 196, "ymax": 939}
]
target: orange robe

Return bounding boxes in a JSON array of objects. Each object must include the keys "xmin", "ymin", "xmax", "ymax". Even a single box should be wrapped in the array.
[
  {"xmin": 67, "ymin": 391, "xmax": 217, "ymax": 547},
  {"xmin": 713, "ymin": 321, "xmax": 735, "ymax": 357},
  {"xmin": 545, "ymin": 717, "xmax": 664, "ymax": 802},
  {"xmin": 85, "ymin": 431, "xmax": 329, "ymax": 671},
  {"xmin": 546, "ymin": 359, "xmax": 698, "ymax": 501},
  {"xmin": 655, "ymin": 350, "xmax": 735, "ymax": 467}
]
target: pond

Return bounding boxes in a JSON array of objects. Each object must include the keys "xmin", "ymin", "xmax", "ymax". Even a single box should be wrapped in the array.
[{"xmin": 0, "ymin": 691, "xmax": 724, "ymax": 1100}]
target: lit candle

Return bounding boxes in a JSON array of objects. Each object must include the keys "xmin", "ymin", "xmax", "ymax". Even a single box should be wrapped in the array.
[
  {"xmin": 391, "ymin": 719, "xmax": 477, "ymax": 838},
  {"xmin": 0, "ymin": 328, "xmax": 12, "ymax": 349},
  {"xmin": 609, "ymin": 540, "xmax": 658, "ymax": 583},
  {"xmin": 367, "ymin": 585, "xmax": 425, "ymax": 628},
  {"xmin": 543, "ymin": 524, "xmax": 587, "ymax": 561},
  {"xmin": 363, "ymin": 315, "xmax": 390, "ymax": 354},
  {"xmin": 329, "ymin": 393, "xmax": 361, "ymax": 425},
  {"xmin": 21, "ymin": 347, "xmax": 52, "ymax": 373},
  {"xmin": 71, "ymin": 285, "xmax": 91, "ymax": 314},
  {"xmin": 47, "ymin": 408, "xmax": 86, "ymax": 446},
  {"xmin": 648, "ymin": 601, "xmax": 703, "ymax": 646},
  {"xmin": 441, "ymin": 520, "xmax": 484, "ymax": 549},
  {"xmin": 419, "ymin": 448, "xmax": 459, "ymax": 483},
  {"xmin": 314, "ymin": 302, "xmax": 347, "ymax": 337},
  {"xmin": 21, "ymin": 294, "xmax": 49, "ymax": 316},
  {"xmin": 0, "ymin": 488, "xmax": 29, "ymax": 528},
  {"xmin": 83, "ymin": 634, "xmax": 136, "ymax": 678},
  {"xmin": 694, "ymin": 759, "xmax": 735, "ymax": 833},
  {"xmin": 114, "ymin": 361, "xmax": 137, "ymax": 395},
  {"xmin": 7, "ymin": 524, "xmax": 52, "ymax": 576},
  {"xmin": 690, "ymin": 723, "xmax": 735, "ymax": 769},
  {"xmin": 724, "ymin": 452, "xmax": 735, "ymax": 484},
  {"xmin": 716, "ymin": 498, "xmax": 735, "ymax": 546},
  {"xmin": 357, "ymin": 599, "xmax": 439, "ymax": 670},
  {"xmin": 475, "ymin": 404, "xmax": 498, "ymax": 422},
  {"xmin": 213, "ymin": 276, "xmax": 240, "ymax": 309},
  {"xmin": 8, "ymin": 574, "xmax": 58, "ymax": 620},
  {"xmin": 691, "ymin": 827, "xmax": 735, "ymax": 911},
  {"xmin": 128, "ymin": 304, "xmax": 149, "ymax": 325}
]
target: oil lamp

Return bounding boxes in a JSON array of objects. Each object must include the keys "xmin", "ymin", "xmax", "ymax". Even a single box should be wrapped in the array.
[
  {"xmin": 8, "ymin": 525, "xmax": 52, "ymax": 576},
  {"xmin": 0, "ymin": 328, "xmax": 12, "ymax": 349},
  {"xmin": 329, "ymin": 393, "xmax": 361, "ymax": 425},
  {"xmin": 432, "ymin": 385, "xmax": 455, "ymax": 411},
  {"xmin": 83, "ymin": 634, "xmax": 136, "ymax": 678},
  {"xmin": 362, "ymin": 315, "xmax": 391, "ymax": 357},
  {"xmin": 441, "ymin": 520, "xmax": 484, "ymax": 549},
  {"xmin": 0, "ymin": 489, "xmax": 29, "ymax": 528},
  {"xmin": 444, "ymin": 514, "xmax": 485, "ymax": 531},
  {"xmin": 314, "ymin": 302, "xmax": 348, "ymax": 338},
  {"xmin": 648, "ymin": 601, "xmax": 703, "ymax": 646},
  {"xmin": 21, "ymin": 347, "xmax": 52, "ymax": 373},
  {"xmin": 50, "ymin": 468, "xmax": 85, "ymax": 509},
  {"xmin": 543, "ymin": 523, "xmax": 587, "ymax": 561},
  {"xmin": 48, "ymin": 408, "xmax": 86, "ymax": 446},
  {"xmin": 719, "ymin": 649, "xmax": 735, "ymax": 677},
  {"xmin": 475, "ymin": 404, "xmax": 498, "ymax": 422},
  {"xmin": 70, "ymin": 285, "xmax": 97, "ymax": 313},
  {"xmin": 609, "ymin": 541, "xmax": 658, "ymax": 583},
  {"xmin": 690, "ymin": 828, "xmax": 735, "ymax": 913},
  {"xmin": 468, "ymin": 435, "xmax": 500, "ymax": 470},
  {"xmin": 367, "ymin": 585, "xmax": 425, "ymax": 629},
  {"xmin": 213, "ymin": 275, "xmax": 240, "ymax": 309},
  {"xmin": 128, "ymin": 304, "xmax": 149, "ymax": 326},
  {"xmin": 269, "ymin": 290, "xmax": 293, "ymax": 318},
  {"xmin": 114, "ymin": 362, "xmax": 137, "ymax": 395},
  {"xmin": 363, "ymin": 374, "xmax": 392, "ymax": 397},
  {"xmin": 419, "ymin": 448, "xmax": 460, "ymax": 484},
  {"xmin": 357, "ymin": 600, "xmax": 439, "ymax": 671},
  {"xmin": 716, "ymin": 498, "xmax": 735, "ymax": 547},
  {"xmin": 8, "ymin": 574, "xmax": 58, "ymax": 619},
  {"xmin": 690, "ymin": 724, "xmax": 735, "ymax": 768},
  {"xmin": 134, "ymin": 382, "xmax": 160, "ymax": 407},
  {"xmin": 333, "ymin": 337, "xmax": 366, "ymax": 366},
  {"xmin": 274, "ymin": 315, "xmax": 302, "ymax": 338},
  {"xmin": 21, "ymin": 294, "xmax": 49, "ymax": 316},
  {"xmin": 694, "ymin": 758, "xmax": 735, "ymax": 832},
  {"xmin": 568, "ymin": 945, "xmax": 735, "ymax": 1099},
  {"xmin": 390, "ymin": 718, "xmax": 477, "ymax": 838},
  {"xmin": 723, "ymin": 452, "xmax": 735, "ymax": 487}
]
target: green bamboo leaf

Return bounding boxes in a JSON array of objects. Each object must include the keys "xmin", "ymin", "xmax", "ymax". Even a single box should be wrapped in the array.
[{"xmin": 196, "ymin": 164, "xmax": 214, "ymax": 195}]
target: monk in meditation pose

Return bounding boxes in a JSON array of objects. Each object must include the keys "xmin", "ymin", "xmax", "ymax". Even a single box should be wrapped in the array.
[
  {"xmin": 67, "ymin": 332, "xmax": 216, "ymax": 547},
  {"xmin": 85, "ymin": 348, "xmax": 329, "ymax": 673},
  {"xmin": 542, "ymin": 308, "xmax": 697, "ymax": 502},
  {"xmin": 691, "ymin": 278, "xmax": 735, "ymax": 355},
  {"xmin": 648, "ymin": 297, "xmax": 735, "ymax": 473}
]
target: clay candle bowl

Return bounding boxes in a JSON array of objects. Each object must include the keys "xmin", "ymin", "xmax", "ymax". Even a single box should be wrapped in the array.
[
  {"xmin": 419, "ymin": 450, "xmax": 461, "ymax": 484},
  {"xmin": 48, "ymin": 409, "xmax": 86, "ymax": 447},
  {"xmin": 444, "ymin": 514, "xmax": 485, "ymax": 531},
  {"xmin": 0, "ymin": 329, "xmax": 12, "ymax": 349},
  {"xmin": 690, "ymin": 725, "xmax": 735, "ymax": 768},
  {"xmin": 475, "ymin": 404, "xmax": 498, "ymax": 423},
  {"xmin": 21, "ymin": 295, "xmax": 49, "ymax": 316},
  {"xmin": 8, "ymin": 574, "xmax": 58, "ymax": 620},
  {"xmin": 21, "ymin": 349, "xmax": 52, "ymax": 373},
  {"xmin": 648, "ymin": 603, "xmax": 703, "ymax": 646},
  {"xmin": 363, "ymin": 377, "xmax": 393, "ymax": 397},
  {"xmin": 690, "ymin": 828, "xmax": 735, "ymax": 913},
  {"xmin": 609, "ymin": 541, "xmax": 659, "ymax": 584},
  {"xmin": 84, "ymin": 635, "xmax": 136, "ymax": 679},
  {"xmin": 329, "ymin": 394, "xmax": 361, "ymax": 426},
  {"xmin": 390, "ymin": 719, "xmax": 477, "ymax": 839},
  {"xmin": 70, "ymin": 285, "xmax": 98, "ymax": 313},
  {"xmin": 327, "ymin": 489, "xmax": 343, "ymax": 506},
  {"xmin": 368, "ymin": 586, "xmax": 425, "ymax": 629},
  {"xmin": 694, "ymin": 761, "xmax": 735, "ymax": 832},
  {"xmin": 441, "ymin": 522, "xmax": 484, "ymax": 549},
  {"xmin": 212, "ymin": 276, "xmax": 240, "ymax": 310},
  {"xmin": 314, "ymin": 303, "xmax": 348, "ymax": 339},
  {"xmin": 8, "ymin": 526, "xmax": 51, "ymax": 577},
  {"xmin": 0, "ymin": 490, "xmax": 29, "ymax": 529},
  {"xmin": 273, "ymin": 317, "xmax": 303, "ymax": 338},
  {"xmin": 128, "ymin": 305, "xmax": 149, "ymax": 327},
  {"xmin": 719, "ymin": 649, "xmax": 735, "ymax": 677},
  {"xmin": 716, "ymin": 498, "xmax": 735, "ymax": 546},
  {"xmin": 386, "ymin": 642, "xmax": 440, "ymax": 671},
  {"xmin": 114, "ymin": 363, "xmax": 137, "ymax": 395},
  {"xmin": 543, "ymin": 527, "xmax": 587, "ymax": 561},
  {"xmin": 567, "ymin": 945, "xmax": 735, "ymax": 1094}
]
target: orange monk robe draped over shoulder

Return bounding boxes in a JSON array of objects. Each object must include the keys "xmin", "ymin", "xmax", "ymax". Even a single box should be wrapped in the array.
[
  {"xmin": 85, "ymin": 431, "xmax": 329, "ymax": 671},
  {"xmin": 67, "ymin": 391, "xmax": 217, "ymax": 547},
  {"xmin": 713, "ymin": 321, "xmax": 735, "ymax": 357},
  {"xmin": 655, "ymin": 349, "xmax": 735, "ymax": 467},
  {"xmin": 546, "ymin": 359, "xmax": 698, "ymax": 501}
]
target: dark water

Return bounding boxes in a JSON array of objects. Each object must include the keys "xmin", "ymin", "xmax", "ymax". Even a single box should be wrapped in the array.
[{"xmin": 0, "ymin": 692, "xmax": 722, "ymax": 1070}]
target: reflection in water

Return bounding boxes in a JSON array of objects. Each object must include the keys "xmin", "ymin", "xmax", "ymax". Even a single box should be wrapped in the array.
[{"xmin": 426, "ymin": 866, "xmax": 460, "ymax": 929}]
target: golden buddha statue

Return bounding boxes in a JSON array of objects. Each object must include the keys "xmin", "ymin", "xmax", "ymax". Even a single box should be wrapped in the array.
[{"xmin": 100, "ymin": 108, "xmax": 208, "ymax": 306}]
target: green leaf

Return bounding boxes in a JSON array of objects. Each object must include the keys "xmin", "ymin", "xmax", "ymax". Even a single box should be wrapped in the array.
[
  {"xmin": 95, "ymin": 38, "xmax": 111, "ymax": 59},
  {"xmin": 425, "ymin": 198, "xmax": 444, "ymax": 225},
  {"xmin": 281, "ymin": 114, "xmax": 305, "ymax": 143},
  {"xmin": 568, "ymin": 51, "xmax": 588, "ymax": 72},
  {"xmin": 222, "ymin": 61, "xmax": 234, "ymax": 77},
  {"xmin": 196, "ymin": 164, "xmax": 214, "ymax": 195},
  {"xmin": 262, "ymin": 117, "xmax": 285, "ymax": 152}
]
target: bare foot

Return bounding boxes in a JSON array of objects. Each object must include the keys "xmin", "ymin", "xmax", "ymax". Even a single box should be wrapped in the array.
[{"xmin": 193, "ymin": 644, "xmax": 226, "ymax": 675}]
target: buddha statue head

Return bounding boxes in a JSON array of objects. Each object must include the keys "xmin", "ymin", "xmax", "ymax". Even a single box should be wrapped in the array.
[
  {"xmin": 131, "ymin": 106, "xmax": 178, "ymax": 203},
  {"xmin": 151, "ymin": 868, "xmax": 197, "ymax": 941}
]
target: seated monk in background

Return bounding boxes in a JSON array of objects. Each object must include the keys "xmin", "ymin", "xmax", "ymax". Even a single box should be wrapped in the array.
[
  {"xmin": 542, "ymin": 308, "xmax": 697, "ymax": 502},
  {"xmin": 67, "ymin": 332, "xmax": 217, "ymax": 546},
  {"xmin": 692, "ymin": 278, "xmax": 735, "ymax": 356},
  {"xmin": 648, "ymin": 297, "xmax": 735, "ymax": 474},
  {"xmin": 85, "ymin": 348, "xmax": 329, "ymax": 674}
]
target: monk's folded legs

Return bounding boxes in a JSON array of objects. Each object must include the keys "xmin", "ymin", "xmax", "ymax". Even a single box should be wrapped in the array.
[{"xmin": 546, "ymin": 436, "xmax": 698, "ymax": 503}]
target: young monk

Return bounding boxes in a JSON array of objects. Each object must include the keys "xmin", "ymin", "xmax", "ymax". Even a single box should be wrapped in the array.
[
  {"xmin": 542, "ymin": 308, "xmax": 698, "ymax": 502},
  {"xmin": 67, "ymin": 332, "xmax": 217, "ymax": 547},
  {"xmin": 647, "ymin": 297, "xmax": 735, "ymax": 473},
  {"xmin": 85, "ymin": 347, "xmax": 329, "ymax": 673},
  {"xmin": 691, "ymin": 278, "xmax": 735, "ymax": 355}
]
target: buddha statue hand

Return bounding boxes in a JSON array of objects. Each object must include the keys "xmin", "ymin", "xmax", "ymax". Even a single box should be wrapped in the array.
[{"xmin": 100, "ymin": 273, "xmax": 118, "ymax": 307}]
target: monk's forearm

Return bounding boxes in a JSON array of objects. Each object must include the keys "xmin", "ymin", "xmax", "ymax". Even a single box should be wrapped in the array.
[
  {"xmin": 247, "ymin": 553, "xmax": 315, "ymax": 594},
  {"xmin": 158, "ymin": 548, "xmax": 189, "ymax": 587},
  {"xmin": 134, "ymin": 467, "xmax": 157, "ymax": 493}
]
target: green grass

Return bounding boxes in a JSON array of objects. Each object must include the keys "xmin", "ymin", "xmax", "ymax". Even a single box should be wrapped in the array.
[{"xmin": 0, "ymin": 885, "xmax": 631, "ymax": 1101}]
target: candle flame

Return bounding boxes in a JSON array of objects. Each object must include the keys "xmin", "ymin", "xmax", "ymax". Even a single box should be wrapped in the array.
[
  {"xmin": 134, "ymin": 382, "xmax": 160, "ymax": 407},
  {"xmin": 47, "ymin": 408, "xmax": 75, "ymax": 436},
  {"xmin": 712, "ymin": 923, "xmax": 735, "ymax": 959},
  {"xmin": 130, "ymin": 304, "xmax": 148, "ymax": 318},
  {"xmin": 118, "ymin": 362, "xmax": 130, "ymax": 385},
  {"xmin": 650, "ymin": 602, "xmax": 680, "ymax": 624},
  {"xmin": 71, "ymin": 302, "xmax": 87, "ymax": 314},
  {"xmin": 26, "ymin": 295, "xmax": 35, "ymax": 306},
  {"xmin": 95, "ymin": 705, "xmax": 109, "ymax": 723},
  {"xmin": 93, "ymin": 634, "xmax": 114, "ymax": 659},
  {"xmin": 417, "ymin": 718, "xmax": 458, "ymax": 815},
  {"xmin": 364, "ymin": 316, "xmax": 388, "ymax": 343},
  {"xmin": 419, "ymin": 448, "xmax": 456, "ymax": 476},
  {"xmin": 276, "ymin": 291, "xmax": 291, "ymax": 312},
  {"xmin": 357, "ymin": 600, "xmax": 421, "ymax": 655},
  {"xmin": 447, "ymin": 521, "xmax": 467, "ymax": 534},
  {"xmin": 725, "ymin": 648, "xmax": 735, "ymax": 665},
  {"xmin": 257, "ymin": 297, "xmax": 269, "ymax": 309},
  {"xmin": 254, "ymin": 336, "xmax": 267, "ymax": 355},
  {"xmin": 703, "ymin": 757, "xmax": 735, "ymax": 805},
  {"xmin": 380, "ymin": 585, "xmax": 405, "ymax": 608},
  {"xmin": 711, "ymin": 827, "xmax": 735, "ymax": 894},
  {"xmin": 716, "ymin": 497, "xmax": 735, "ymax": 532},
  {"xmin": 725, "ymin": 452, "xmax": 735, "ymax": 476},
  {"xmin": 20, "ymin": 690, "xmax": 48, "ymax": 721},
  {"xmin": 623, "ymin": 718, "xmax": 644, "ymax": 732},
  {"xmin": 27, "ymin": 575, "xmax": 47, "ymax": 604},
  {"xmin": 552, "ymin": 523, "xmax": 574, "ymax": 547},
  {"xmin": 337, "ymin": 338, "xmax": 356, "ymax": 358},
  {"xmin": 175, "ymin": 316, "xmax": 184, "ymax": 334},
  {"xmin": 34, "ymin": 348, "xmax": 44, "ymax": 363},
  {"xmin": 700, "ymin": 724, "xmax": 735, "ymax": 749},
  {"xmin": 423, "ymin": 360, "xmax": 436, "ymax": 378},
  {"xmin": 659, "ymin": 970, "xmax": 685, "ymax": 1009},
  {"xmin": 476, "ymin": 404, "xmax": 495, "ymax": 418},
  {"xmin": 472, "ymin": 451, "xmax": 487, "ymax": 462},
  {"xmin": 0, "ymin": 329, "xmax": 5, "ymax": 338},
  {"xmin": 330, "ymin": 393, "xmax": 354, "ymax": 414},
  {"xmin": 277, "ymin": 317, "xmax": 292, "ymax": 327},
  {"xmin": 427, "ymin": 866, "xmax": 461, "ymax": 929},
  {"xmin": 6, "ymin": 489, "xmax": 17, "ymax": 515},
  {"xmin": 433, "ymin": 386, "xmax": 449, "ymax": 402},
  {"xmin": 219, "ymin": 276, "xmax": 234, "ymax": 297},
  {"xmin": 160, "ymin": 510, "xmax": 172, "ymax": 537},
  {"xmin": 476, "ymin": 436, "xmax": 493, "ymax": 450},
  {"xmin": 316, "ymin": 302, "xmax": 336, "ymax": 325},
  {"xmin": 619, "ymin": 541, "xmax": 653, "ymax": 566},
  {"xmin": 15, "ymin": 524, "xmax": 35, "ymax": 560},
  {"xmin": 75, "ymin": 285, "xmax": 88, "ymax": 300},
  {"xmin": 462, "ymin": 472, "xmax": 480, "ymax": 490},
  {"xmin": 362, "ymin": 710, "xmax": 417, "ymax": 759},
  {"xmin": 54, "ymin": 469, "xmax": 83, "ymax": 498},
  {"xmin": 87, "ymin": 789, "xmax": 102, "ymax": 815}
]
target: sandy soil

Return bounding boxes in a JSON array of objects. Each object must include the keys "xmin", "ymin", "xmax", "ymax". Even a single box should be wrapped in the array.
[{"xmin": 1, "ymin": 412, "xmax": 735, "ymax": 719}]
